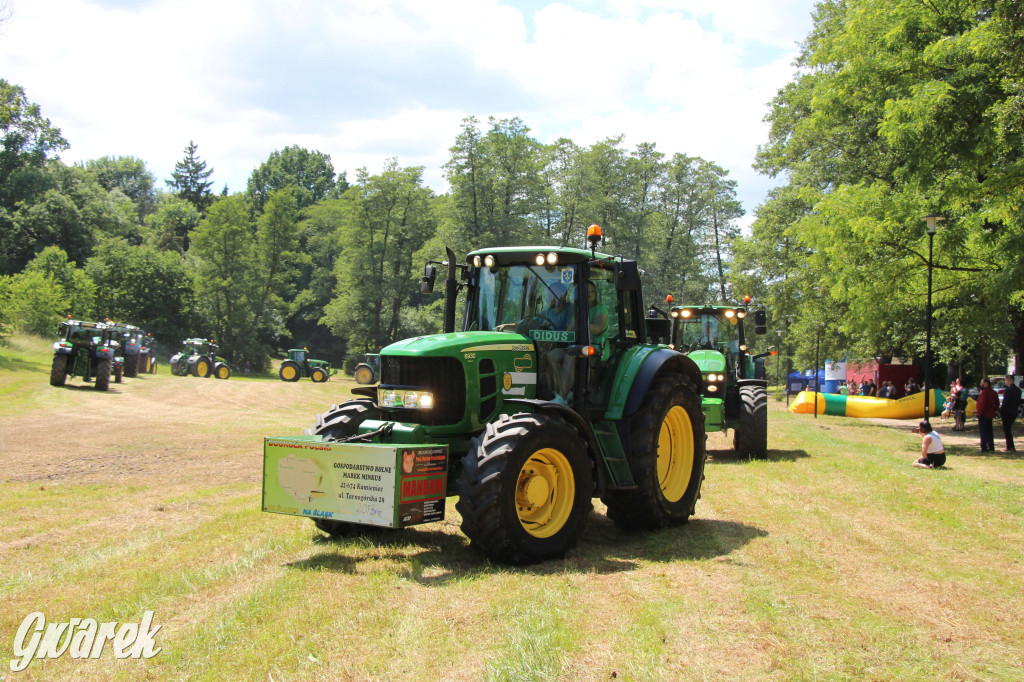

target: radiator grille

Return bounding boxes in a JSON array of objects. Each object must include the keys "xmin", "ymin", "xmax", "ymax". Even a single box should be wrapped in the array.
[{"xmin": 380, "ymin": 355, "xmax": 465, "ymax": 426}]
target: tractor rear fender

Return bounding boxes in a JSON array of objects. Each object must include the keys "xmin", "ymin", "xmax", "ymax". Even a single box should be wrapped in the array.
[
  {"xmin": 737, "ymin": 379, "xmax": 769, "ymax": 389},
  {"xmin": 351, "ymin": 386, "xmax": 378, "ymax": 400},
  {"xmin": 53, "ymin": 344, "xmax": 74, "ymax": 355},
  {"xmin": 608, "ymin": 347, "xmax": 703, "ymax": 420},
  {"xmin": 502, "ymin": 398, "xmax": 608, "ymax": 495}
]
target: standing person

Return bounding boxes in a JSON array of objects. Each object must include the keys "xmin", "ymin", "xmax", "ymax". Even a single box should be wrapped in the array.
[
  {"xmin": 912, "ymin": 420, "xmax": 946, "ymax": 469},
  {"xmin": 952, "ymin": 379, "xmax": 967, "ymax": 431},
  {"xmin": 976, "ymin": 378, "xmax": 999, "ymax": 452},
  {"xmin": 1000, "ymin": 375, "xmax": 1021, "ymax": 452}
]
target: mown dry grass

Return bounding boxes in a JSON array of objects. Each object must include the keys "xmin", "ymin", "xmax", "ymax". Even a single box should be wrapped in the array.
[{"xmin": 1, "ymin": 333, "xmax": 1022, "ymax": 680}]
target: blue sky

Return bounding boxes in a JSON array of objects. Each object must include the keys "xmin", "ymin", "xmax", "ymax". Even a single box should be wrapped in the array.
[{"xmin": 1, "ymin": 0, "xmax": 817, "ymax": 227}]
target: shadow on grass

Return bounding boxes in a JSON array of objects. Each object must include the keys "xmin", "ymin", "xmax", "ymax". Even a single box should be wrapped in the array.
[
  {"xmin": 946, "ymin": 445, "xmax": 1024, "ymax": 462},
  {"xmin": 286, "ymin": 515, "xmax": 767, "ymax": 583},
  {"xmin": 0, "ymin": 354, "xmax": 46, "ymax": 372},
  {"xmin": 709, "ymin": 448, "xmax": 810, "ymax": 464},
  {"xmin": 51, "ymin": 383, "xmax": 123, "ymax": 394}
]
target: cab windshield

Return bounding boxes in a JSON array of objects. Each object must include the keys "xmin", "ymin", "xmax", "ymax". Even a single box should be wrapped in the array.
[
  {"xmin": 468, "ymin": 263, "xmax": 578, "ymax": 333},
  {"xmin": 677, "ymin": 311, "xmax": 740, "ymax": 353}
]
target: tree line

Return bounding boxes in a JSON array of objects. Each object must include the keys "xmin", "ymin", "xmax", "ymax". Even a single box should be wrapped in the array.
[
  {"xmin": 0, "ymin": 89, "xmax": 745, "ymax": 370},
  {"xmin": 732, "ymin": 0, "xmax": 1024, "ymax": 382}
]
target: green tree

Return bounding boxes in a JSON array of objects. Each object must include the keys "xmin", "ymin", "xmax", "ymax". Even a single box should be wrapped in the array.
[
  {"xmin": 85, "ymin": 155, "xmax": 157, "ymax": 218},
  {"xmin": 85, "ymin": 239, "xmax": 196, "ymax": 343},
  {"xmin": 246, "ymin": 146, "xmax": 337, "ymax": 215},
  {"xmin": 23, "ymin": 246, "xmax": 96, "ymax": 319},
  {"xmin": 145, "ymin": 194, "xmax": 202, "ymax": 254},
  {"xmin": 251, "ymin": 187, "xmax": 302, "ymax": 336},
  {"xmin": 188, "ymin": 195, "xmax": 258, "ymax": 363},
  {"xmin": 322, "ymin": 161, "xmax": 436, "ymax": 355},
  {"xmin": 753, "ymin": 0, "xmax": 1024, "ymax": 374},
  {"xmin": 167, "ymin": 141, "xmax": 214, "ymax": 213},
  {"xmin": 11, "ymin": 270, "xmax": 68, "ymax": 335}
]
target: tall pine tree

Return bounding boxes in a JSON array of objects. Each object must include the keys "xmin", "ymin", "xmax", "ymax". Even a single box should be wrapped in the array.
[{"xmin": 167, "ymin": 141, "xmax": 214, "ymax": 213}]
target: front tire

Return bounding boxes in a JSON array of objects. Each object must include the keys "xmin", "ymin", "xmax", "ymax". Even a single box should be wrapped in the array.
[
  {"xmin": 734, "ymin": 385, "xmax": 768, "ymax": 458},
  {"xmin": 214, "ymin": 363, "xmax": 230, "ymax": 379},
  {"xmin": 602, "ymin": 371, "xmax": 706, "ymax": 529},
  {"xmin": 456, "ymin": 412, "xmax": 594, "ymax": 565},
  {"xmin": 94, "ymin": 358, "xmax": 111, "ymax": 391},
  {"xmin": 50, "ymin": 354, "xmax": 68, "ymax": 387},
  {"xmin": 311, "ymin": 367, "xmax": 327, "ymax": 382},
  {"xmin": 306, "ymin": 400, "xmax": 393, "ymax": 538},
  {"xmin": 114, "ymin": 363, "xmax": 123, "ymax": 383}
]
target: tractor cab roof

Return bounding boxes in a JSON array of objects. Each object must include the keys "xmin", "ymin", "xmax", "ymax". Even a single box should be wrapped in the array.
[
  {"xmin": 670, "ymin": 305, "xmax": 750, "ymax": 321},
  {"xmin": 466, "ymin": 246, "xmax": 616, "ymax": 266}
]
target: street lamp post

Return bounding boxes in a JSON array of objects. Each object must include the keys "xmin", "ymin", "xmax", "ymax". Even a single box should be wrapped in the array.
[
  {"xmin": 922, "ymin": 214, "xmax": 944, "ymax": 419},
  {"xmin": 776, "ymin": 329, "xmax": 783, "ymax": 394}
]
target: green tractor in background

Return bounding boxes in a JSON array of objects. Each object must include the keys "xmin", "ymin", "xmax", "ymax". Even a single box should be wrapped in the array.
[
  {"xmin": 169, "ymin": 338, "xmax": 231, "ymax": 379},
  {"xmin": 50, "ymin": 319, "xmax": 121, "ymax": 391},
  {"xmin": 352, "ymin": 353, "xmax": 380, "ymax": 385},
  {"xmin": 105, "ymin": 321, "xmax": 144, "ymax": 377},
  {"xmin": 138, "ymin": 331, "xmax": 158, "ymax": 374},
  {"xmin": 668, "ymin": 299, "xmax": 771, "ymax": 458},
  {"xmin": 272, "ymin": 231, "xmax": 709, "ymax": 565},
  {"xmin": 279, "ymin": 348, "xmax": 336, "ymax": 382}
]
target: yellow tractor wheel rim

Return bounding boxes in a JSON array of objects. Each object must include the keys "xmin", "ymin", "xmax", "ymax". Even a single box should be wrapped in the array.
[
  {"xmin": 312, "ymin": 369, "xmax": 324, "ymax": 382},
  {"xmin": 515, "ymin": 448, "xmax": 575, "ymax": 538},
  {"xmin": 281, "ymin": 365, "xmax": 296, "ymax": 380},
  {"xmin": 657, "ymin": 405, "xmax": 694, "ymax": 503},
  {"xmin": 354, "ymin": 367, "xmax": 371, "ymax": 383},
  {"xmin": 217, "ymin": 366, "xmax": 229, "ymax": 379},
  {"xmin": 196, "ymin": 360, "xmax": 209, "ymax": 376}
]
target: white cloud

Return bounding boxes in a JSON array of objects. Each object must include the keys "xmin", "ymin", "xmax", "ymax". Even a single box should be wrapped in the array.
[{"xmin": 0, "ymin": 0, "xmax": 815, "ymax": 210}]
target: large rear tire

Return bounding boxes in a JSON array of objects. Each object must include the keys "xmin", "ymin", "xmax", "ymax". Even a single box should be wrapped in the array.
[
  {"xmin": 305, "ymin": 399, "xmax": 394, "ymax": 538},
  {"xmin": 734, "ymin": 385, "xmax": 768, "ymax": 459},
  {"xmin": 279, "ymin": 361, "xmax": 301, "ymax": 382},
  {"xmin": 602, "ymin": 371, "xmax": 706, "ymax": 529},
  {"xmin": 191, "ymin": 356, "xmax": 212, "ymax": 378},
  {"xmin": 353, "ymin": 363, "xmax": 376, "ymax": 385},
  {"xmin": 94, "ymin": 358, "xmax": 111, "ymax": 391},
  {"xmin": 50, "ymin": 354, "xmax": 68, "ymax": 387},
  {"xmin": 124, "ymin": 353, "xmax": 139, "ymax": 378},
  {"xmin": 456, "ymin": 412, "xmax": 594, "ymax": 565}
]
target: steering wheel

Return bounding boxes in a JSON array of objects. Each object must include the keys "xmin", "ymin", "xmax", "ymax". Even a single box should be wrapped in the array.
[{"xmin": 514, "ymin": 314, "xmax": 556, "ymax": 335}]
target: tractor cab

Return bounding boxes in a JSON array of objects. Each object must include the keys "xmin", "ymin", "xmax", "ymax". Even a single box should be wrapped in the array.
[{"xmin": 288, "ymin": 348, "xmax": 308, "ymax": 366}]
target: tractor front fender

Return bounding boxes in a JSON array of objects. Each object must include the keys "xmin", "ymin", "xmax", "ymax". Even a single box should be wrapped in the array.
[
  {"xmin": 622, "ymin": 348, "xmax": 703, "ymax": 418},
  {"xmin": 502, "ymin": 398, "xmax": 607, "ymax": 494}
]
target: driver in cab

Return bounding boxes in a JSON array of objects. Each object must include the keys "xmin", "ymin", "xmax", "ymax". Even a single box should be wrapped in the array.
[{"xmin": 497, "ymin": 281, "xmax": 575, "ymax": 334}]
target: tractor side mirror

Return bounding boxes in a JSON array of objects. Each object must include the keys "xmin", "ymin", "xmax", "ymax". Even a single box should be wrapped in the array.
[
  {"xmin": 645, "ymin": 317, "xmax": 671, "ymax": 344},
  {"xmin": 421, "ymin": 264, "xmax": 437, "ymax": 294},
  {"xmin": 754, "ymin": 310, "xmax": 767, "ymax": 335},
  {"xmin": 614, "ymin": 260, "xmax": 641, "ymax": 291}
]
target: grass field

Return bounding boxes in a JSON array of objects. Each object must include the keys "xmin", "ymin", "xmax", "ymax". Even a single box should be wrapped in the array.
[{"xmin": 2, "ymin": 333, "xmax": 1023, "ymax": 680}]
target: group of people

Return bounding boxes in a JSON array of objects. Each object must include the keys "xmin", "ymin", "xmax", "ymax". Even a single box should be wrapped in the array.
[
  {"xmin": 837, "ymin": 379, "xmax": 898, "ymax": 397},
  {"xmin": 914, "ymin": 374, "xmax": 1021, "ymax": 468}
]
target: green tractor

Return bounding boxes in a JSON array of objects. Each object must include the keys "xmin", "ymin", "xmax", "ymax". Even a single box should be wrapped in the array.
[
  {"xmin": 105, "ymin": 321, "xmax": 144, "ymax": 377},
  {"xmin": 169, "ymin": 338, "xmax": 231, "ymax": 379},
  {"xmin": 668, "ymin": 299, "xmax": 771, "ymax": 458},
  {"xmin": 138, "ymin": 331, "xmax": 158, "ymax": 374},
  {"xmin": 266, "ymin": 234, "xmax": 709, "ymax": 565},
  {"xmin": 279, "ymin": 348, "xmax": 336, "ymax": 382},
  {"xmin": 352, "ymin": 353, "xmax": 380, "ymax": 385},
  {"xmin": 50, "ymin": 319, "xmax": 121, "ymax": 391}
]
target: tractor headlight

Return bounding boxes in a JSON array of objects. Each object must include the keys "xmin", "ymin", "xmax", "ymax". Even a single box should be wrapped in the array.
[
  {"xmin": 707, "ymin": 385, "xmax": 718, "ymax": 393},
  {"xmin": 546, "ymin": 252, "xmax": 558, "ymax": 265},
  {"xmin": 484, "ymin": 255, "xmax": 495, "ymax": 268},
  {"xmin": 381, "ymin": 389, "xmax": 435, "ymax": 410},
  {"xmin": 535, "ymin": 253, "xmax": 546, "ymax": 266},
  {"xmin": 473, "ymin": 255, "xmax": 482, "ymax": 268}
]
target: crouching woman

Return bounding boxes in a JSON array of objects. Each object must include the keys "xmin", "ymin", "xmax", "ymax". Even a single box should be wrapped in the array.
[{"xmin": 913, "ymin": 420, "xmax": 946, "ymax": 469}]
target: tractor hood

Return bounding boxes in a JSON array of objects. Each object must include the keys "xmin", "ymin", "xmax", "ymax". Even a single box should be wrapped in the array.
[
  {"xmin": 687, "ymin": 349, "xmax": 727, "ymax": 373},
  {"xmin": 382, "ymin": 331, "xmax": 534, "ymax": 357}
]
